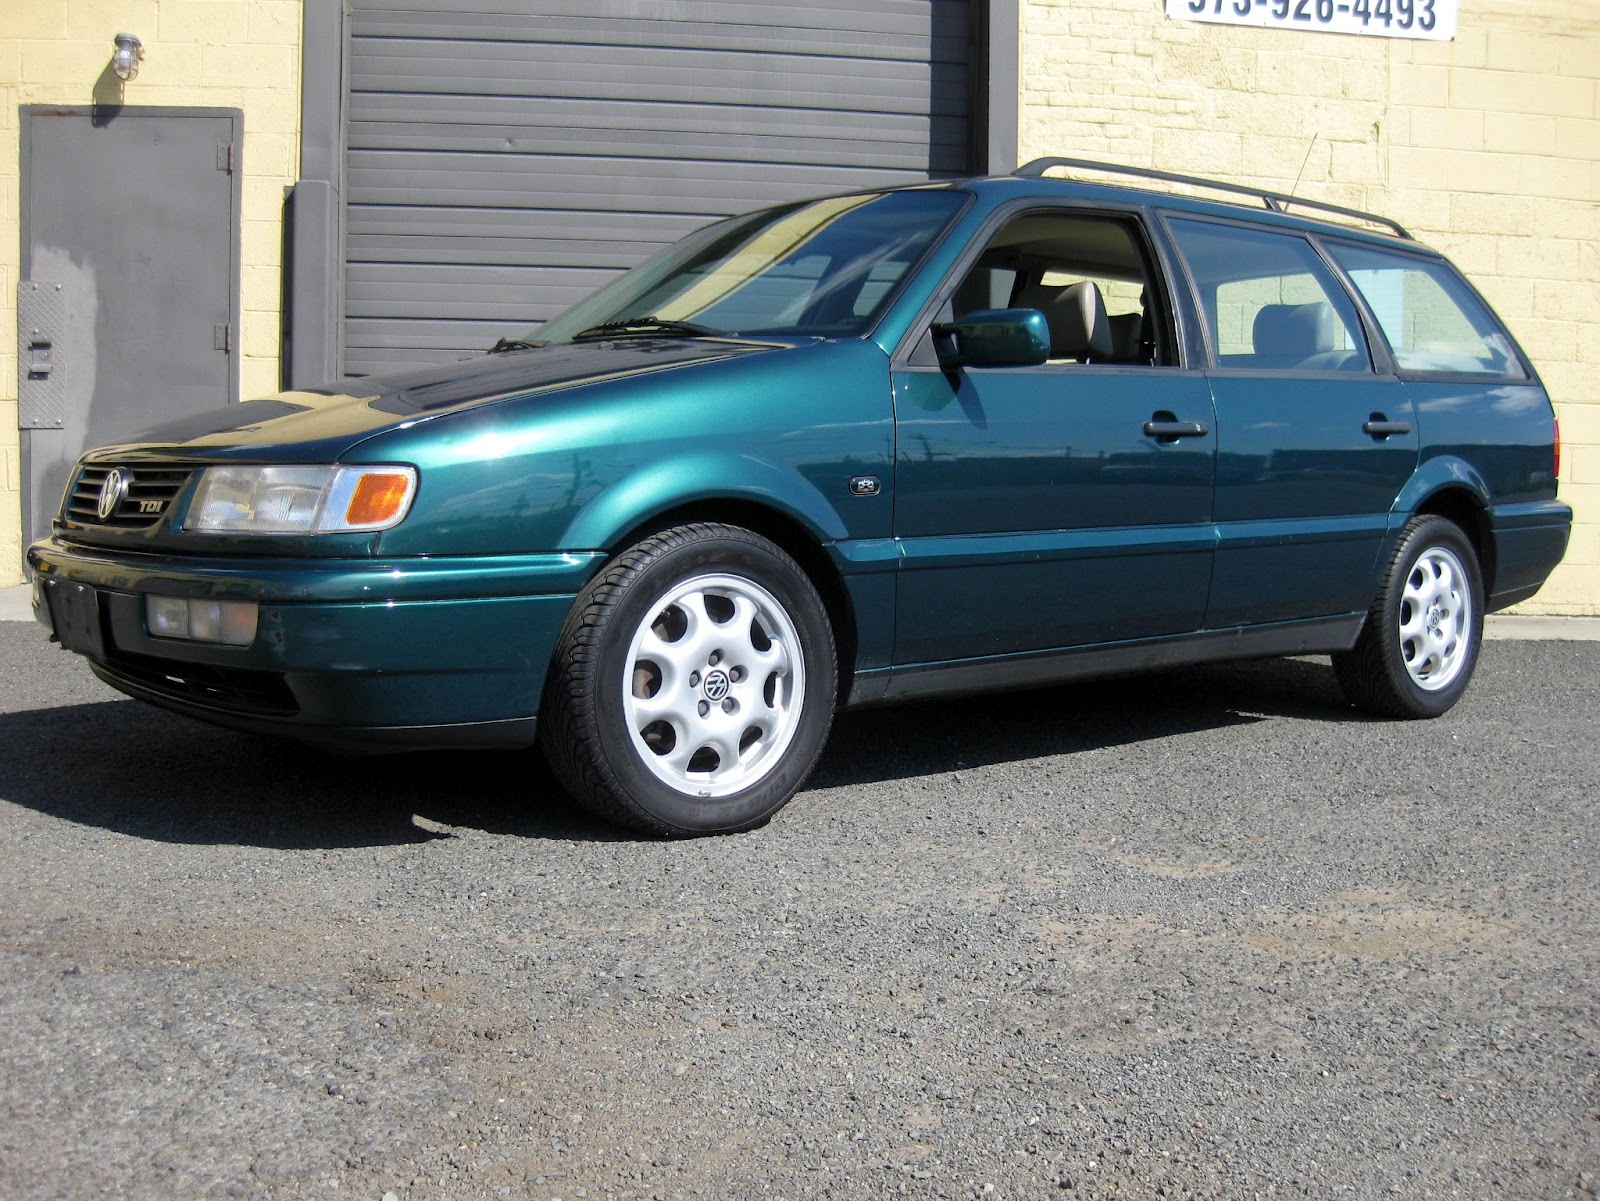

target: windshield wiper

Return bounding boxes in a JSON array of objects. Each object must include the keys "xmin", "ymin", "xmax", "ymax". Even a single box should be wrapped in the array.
[
  {"xmin": 487, "ymin": 337, "xmax": 544, "ymax": 354},
  {"xmin": 571, "ymin": 316, "xmax": 723, "ymax": 341}
]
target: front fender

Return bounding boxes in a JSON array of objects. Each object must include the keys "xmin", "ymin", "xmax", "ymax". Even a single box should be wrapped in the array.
[{"xmin": 560, "ymin": 450, "xmax": 849, "ymax": 550}]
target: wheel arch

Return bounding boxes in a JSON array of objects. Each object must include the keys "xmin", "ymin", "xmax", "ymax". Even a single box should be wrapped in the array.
[
  {"xmin": 1408, "ymin": 488, "xmax": 1496, "ymax": 598},
  {"xmin": 560, "ymin": 461, "xmax": 860, "ymax": 704}
]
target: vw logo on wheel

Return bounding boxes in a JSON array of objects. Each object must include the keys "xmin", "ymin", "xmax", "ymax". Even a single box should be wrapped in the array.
[
  {"xmin": 702, "ymin": 668, "xmax": 731, "ymax": 702},
  {"xmin": 97, "ymin": 468, "xmax": 130, "ymax": 521}
]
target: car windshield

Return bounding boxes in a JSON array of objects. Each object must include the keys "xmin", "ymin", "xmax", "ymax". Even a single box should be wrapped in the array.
[{"xmin": 531, "ymin": 188, "xmax": 966, "ymax": 344}]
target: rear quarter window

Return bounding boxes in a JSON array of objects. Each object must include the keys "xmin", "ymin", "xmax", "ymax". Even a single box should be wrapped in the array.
[{"xmin": 1326, "ymin": 244, "xmax": 1528, "ymax": 380}]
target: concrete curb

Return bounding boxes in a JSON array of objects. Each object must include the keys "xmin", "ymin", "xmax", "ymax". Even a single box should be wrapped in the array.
[
  {"xmin": 2, "ymin": 584, "xmax": 34, "ymax": 624},
  {"xmin": 4, "ymin": 580, "xmax": 1596, "ymax": 638},
  {"xmin": 1482, "ymin": 614, "xmax": 1600, "ymax": 641}
]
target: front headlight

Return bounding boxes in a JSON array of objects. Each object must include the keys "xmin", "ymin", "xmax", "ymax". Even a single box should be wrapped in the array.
[{"xmin": 185, "ymin": 465, "xmax": 417, "ymax": 534}]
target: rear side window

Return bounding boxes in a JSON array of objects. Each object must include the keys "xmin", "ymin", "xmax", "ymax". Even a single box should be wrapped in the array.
[
  {"xmin": 1326, "ymin": 244, "xmax": 1528, "ymax": 380},
  {"xmin": 1168, "ymin": 218, "xmax": 1371, "ymax": 373}
]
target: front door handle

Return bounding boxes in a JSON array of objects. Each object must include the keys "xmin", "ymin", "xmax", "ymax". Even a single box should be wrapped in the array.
[
  {"xmin": 1143, "ymin": 418, "xmax": 1209, "ymax": 442},
  {"xmin": 1363, "ymin": 415, "xmax": 1412, "ymax": 439}
]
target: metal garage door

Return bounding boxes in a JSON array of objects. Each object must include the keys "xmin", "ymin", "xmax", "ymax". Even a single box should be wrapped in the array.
[{"xmin": 341, "ymin": 0, "xmax": 978, "ymax": 376}]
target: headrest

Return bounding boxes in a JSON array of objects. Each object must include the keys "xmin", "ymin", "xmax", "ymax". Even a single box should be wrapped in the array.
[
  {"xmin": 1252, "ymin": 302, "xmax": 1335, "ymax": 360},
  {"xmin": 1018, "ymin": 280, "xmax": 1114, "ymax": 361},
  {"xmin": 1107, "ymin": 312, "xmax": 1144, "ymax": 360}
]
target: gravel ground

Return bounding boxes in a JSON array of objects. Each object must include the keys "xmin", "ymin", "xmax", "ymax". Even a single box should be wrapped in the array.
[{"xmin": 0, "ymin": 623, "xmax": 1595, "ymax": 1201}]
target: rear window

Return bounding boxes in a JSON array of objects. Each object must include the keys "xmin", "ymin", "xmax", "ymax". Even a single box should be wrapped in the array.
[
  {"xmin": 1326, "ymin": 244, "xmax": 1528, "ymax": 379},
  {"xmin": 1168, "ymin": 219, "xmax": 1371, "ymax": 374}
]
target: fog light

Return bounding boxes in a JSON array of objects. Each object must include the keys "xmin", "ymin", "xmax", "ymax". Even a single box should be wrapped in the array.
[
  {"xmin": 146, "ymin": 595, "xmax": 257, "ymax": 646},
  {"xmin": 148, "ymin": 595, "xmax": 190, "ymax": 638}
]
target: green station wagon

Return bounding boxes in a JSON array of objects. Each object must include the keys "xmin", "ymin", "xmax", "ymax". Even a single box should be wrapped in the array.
[{"xmin": 29, "ymin": 159, "xmax": 1571, "ymax": 835}]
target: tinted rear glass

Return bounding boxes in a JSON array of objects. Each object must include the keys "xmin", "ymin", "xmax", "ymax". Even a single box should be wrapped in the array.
[
  {"xmin": 1327, "ymin": 244, "xmax": 1528, "ymax": 379},
  {"xmin": 1168, "ymin": 218, "xmax": 1372, "ymax": 374}
]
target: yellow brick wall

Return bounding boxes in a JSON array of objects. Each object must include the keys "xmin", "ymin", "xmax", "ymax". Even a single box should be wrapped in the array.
[
  {"xmin": 1022, "ymin": 0, "xmax": 1600, "ymax": 614},
  {"xmin": 0, "ymin": 0, "xmax": 301, "ymax": 585}
]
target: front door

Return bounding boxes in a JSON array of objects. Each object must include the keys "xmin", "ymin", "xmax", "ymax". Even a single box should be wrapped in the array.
[
  {"xmin": 890, "ymin": 208, "xmax": 1216, "ymax": 668},
  {"xmin": 18, "ymin": 106, "xmax": 241, "ymax": 553}
]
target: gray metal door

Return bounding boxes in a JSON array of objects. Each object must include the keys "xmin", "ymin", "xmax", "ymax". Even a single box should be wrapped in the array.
[
  {"xmin": 18, "ymin": 107, "xmax": 241, "ymax": 550},
  {"xmin": 339, "ymin": 0, "xmax": 978, "ymax": 375}
]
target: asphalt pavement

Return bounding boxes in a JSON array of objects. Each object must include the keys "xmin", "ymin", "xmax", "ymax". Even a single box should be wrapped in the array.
[{"xmin": 1, "ymin": 598, "xmax": 1596, "ymax": 1200}]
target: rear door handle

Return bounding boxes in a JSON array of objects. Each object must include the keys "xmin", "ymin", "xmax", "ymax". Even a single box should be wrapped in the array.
[
  {"xmin": 1362, "ymin": 417, "xmax": 1412, "ymax": 438},
  {"xmin": 1143, "ymin": 419, "xmax": 1209, "ymax": 441}
]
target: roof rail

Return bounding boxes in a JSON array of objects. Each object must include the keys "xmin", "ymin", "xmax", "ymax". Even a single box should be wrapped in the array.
[{"xmin": 1014, "ymin": 157, "xmax": 1411, "ymax": 240}]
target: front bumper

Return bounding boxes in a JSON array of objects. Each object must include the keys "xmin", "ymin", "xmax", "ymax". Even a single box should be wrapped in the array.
[{"xmin": 27, "ymin": 539, "xmax": 604, "ymax": 750}]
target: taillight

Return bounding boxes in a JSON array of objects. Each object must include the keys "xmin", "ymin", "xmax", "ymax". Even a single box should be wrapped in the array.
[{"xmin": 1554, "ymin": 417, "xmax": 1562, "ymax": 481}]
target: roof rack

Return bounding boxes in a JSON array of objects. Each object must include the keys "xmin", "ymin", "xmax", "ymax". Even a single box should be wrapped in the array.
[{"xmin": 1013, "ymin": 157, "xmax": 1411, "ymax": 240}]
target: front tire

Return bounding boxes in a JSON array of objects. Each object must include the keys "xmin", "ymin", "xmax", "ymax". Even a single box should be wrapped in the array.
[
  {"xmin": 540, "ymin": 523, "xmax": 837, "ymax": 836},
  {"xmin": 1333, "ymin": 515, "xmax": 1484, "ymax": 719}
]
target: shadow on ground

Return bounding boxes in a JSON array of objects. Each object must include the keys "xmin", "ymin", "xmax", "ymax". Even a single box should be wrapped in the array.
[
  {"xmin": 815, "ymin": 655, "xmax": 1352, "ymax": 789},
  {"xmin": 0, "ymin": 655, "xmax": 1355, "ymax": 850}
]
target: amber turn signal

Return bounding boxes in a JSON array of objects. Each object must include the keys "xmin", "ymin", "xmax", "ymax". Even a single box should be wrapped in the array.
[{"xmin": 346, "ymin": 472, "xmax": 415, "ymax": 527}]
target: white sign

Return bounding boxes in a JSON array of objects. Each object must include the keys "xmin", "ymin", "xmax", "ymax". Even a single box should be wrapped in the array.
[{"xmin": 1166, "ymin": 0, "xmax": 1456, "ymax": 40}]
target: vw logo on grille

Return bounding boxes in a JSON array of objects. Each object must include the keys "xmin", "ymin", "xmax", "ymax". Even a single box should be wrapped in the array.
[
  {"xmin": 97, "ymin": 468, "xmax": 130, "ymax": 521},
  {"xmin": 702, "ymin": 668, "xmax": 731, "ymax": 702}
]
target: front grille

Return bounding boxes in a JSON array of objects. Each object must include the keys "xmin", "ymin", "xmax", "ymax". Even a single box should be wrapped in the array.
[
  {"xmin": 98, "ymin": 649, "xmax": 300, "ymax": 717},
  {"xmin": 66, "ymin": 463, "xmax": 193, "ymax": 529}
]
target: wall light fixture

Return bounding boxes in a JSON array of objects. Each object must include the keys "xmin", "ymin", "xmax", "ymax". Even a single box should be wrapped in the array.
[{"xmin": 111, "ymin": 33, "xmax": 145, "ymax": 82}]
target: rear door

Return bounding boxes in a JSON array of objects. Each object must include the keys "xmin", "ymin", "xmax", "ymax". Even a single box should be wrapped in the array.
[{"xmin": 1165, "ymin": 216, "xmax": 1419, "ymax": 629}]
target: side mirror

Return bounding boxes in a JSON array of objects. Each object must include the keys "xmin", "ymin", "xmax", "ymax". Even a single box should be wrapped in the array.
[{"xmin": 932, "ymin": 308, "xmax": 1051, "ymax": 369}]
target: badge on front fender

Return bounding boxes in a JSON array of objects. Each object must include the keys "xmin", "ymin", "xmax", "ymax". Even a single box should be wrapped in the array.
[{"xmin": 848, "ymin": 476, "xmax": 881, "ymax": 497}]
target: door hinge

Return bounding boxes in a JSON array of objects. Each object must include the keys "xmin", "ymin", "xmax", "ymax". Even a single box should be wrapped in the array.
[
  {"xmin": 216, "ymin": 142, "xmax": 235, "ymax": 173},
  {"xmin": 214, "ymin": 323, "xmax": 232, "ymax": 353}
]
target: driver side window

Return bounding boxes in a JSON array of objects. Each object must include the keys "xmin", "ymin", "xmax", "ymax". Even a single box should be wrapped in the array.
[{"xmin": 951, "ymin": 211, "xmax": 1176, "ymax": 367}]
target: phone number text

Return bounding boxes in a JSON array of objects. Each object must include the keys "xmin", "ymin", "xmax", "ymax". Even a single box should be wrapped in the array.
[{"xmin": 1166, "ymin": 0, "xmax": 1455, "ymax": 41}]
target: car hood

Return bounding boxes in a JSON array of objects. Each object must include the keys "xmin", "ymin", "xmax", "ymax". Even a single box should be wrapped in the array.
[{"xmin": 100, "ymin": 337, "xmax": 788, "ymax": 461}]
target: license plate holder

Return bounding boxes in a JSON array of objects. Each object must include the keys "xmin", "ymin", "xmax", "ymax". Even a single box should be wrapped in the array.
[{"xmin": 43, "ymin": 580, "xmax": 107, "ymax": 658}]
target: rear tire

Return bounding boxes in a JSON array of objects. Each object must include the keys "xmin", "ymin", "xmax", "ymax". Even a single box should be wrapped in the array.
[
  {"xmin": 539, "ymin": 523, "xmax": 837, "ymax": 836},
  {"xmin": 1333, "ymin": 515, "xmax": 1483, "ymax": 719}
]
